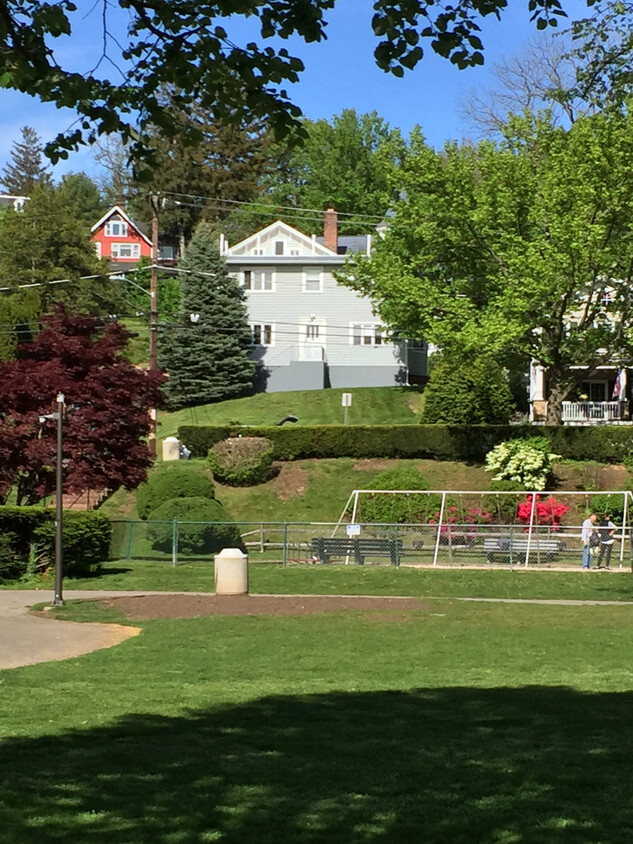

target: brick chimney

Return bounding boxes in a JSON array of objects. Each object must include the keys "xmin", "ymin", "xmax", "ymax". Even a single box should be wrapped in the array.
[{"xmin": 323, "ymin": 207, "xmax": 338, "ymax": 253}]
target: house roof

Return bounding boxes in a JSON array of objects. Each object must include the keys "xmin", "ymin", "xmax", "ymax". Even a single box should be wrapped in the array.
[
  {"xmin": 315, "ymin": 235, "xmax": 371, "ymax": 255},
  {"xmin": 90, "ymin": 205, "xmax": 152, "ymax": 247},
  {"xmin": 225, "ymin": 220, "xmax": 337, "ymax": 258}
]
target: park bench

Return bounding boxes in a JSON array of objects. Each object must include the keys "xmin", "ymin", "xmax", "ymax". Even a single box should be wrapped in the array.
[
  {"xmin": 311, "ymin": 536, "xmax": 402, "ymax": 567},
  {"xmin": 483, "ymin": 536, "xmax": 566, "ymax": 564}
]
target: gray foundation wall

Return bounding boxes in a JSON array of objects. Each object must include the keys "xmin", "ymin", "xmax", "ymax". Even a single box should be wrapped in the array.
[
  {"xmin": 262, "ymin": 361, "xmax": 326, "ymax": 393},
  {"xmin": 256, "ymin": 362, "xmax": 406, "ymax": 392}
]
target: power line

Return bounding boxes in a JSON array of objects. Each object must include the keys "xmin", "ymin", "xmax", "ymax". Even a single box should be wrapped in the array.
[{"xmin": 162, "ymin": 190, "xmax": 385, "ymax": 222}]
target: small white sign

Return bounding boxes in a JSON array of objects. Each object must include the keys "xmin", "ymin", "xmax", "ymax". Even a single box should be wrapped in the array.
[
  {"xmin": 346, "ymin": 524, "xmax": 361, "ymax": 536},
  {"xmin": 342, "ymin": 392, "xmax": 352, "ymax": 407}
]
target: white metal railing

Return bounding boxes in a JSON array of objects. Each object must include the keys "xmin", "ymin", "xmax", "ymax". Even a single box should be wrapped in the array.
[{"xmin": 561, "ymin": 401, "xmax": 621, "ymax": 422}]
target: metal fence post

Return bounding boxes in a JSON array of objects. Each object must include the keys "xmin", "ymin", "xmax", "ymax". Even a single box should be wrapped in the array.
[
  {"xmin": 126, "ymin": 521, "xmax": 135, "ymax": 561},
  {"xmin": 172, "ymin": 519, "xmax": 178, "ymax": 567},
  {"xmin": 282, "ymin": 522, "xmax": 288, "ymax": 567}
]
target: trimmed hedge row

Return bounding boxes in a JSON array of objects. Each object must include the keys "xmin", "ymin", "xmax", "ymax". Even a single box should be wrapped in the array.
[
  {"xmin": 0, "ymin": 506, "xmax": 111, "ymax": 580},
  {"xmin": 178, "ymin": 424, "xmax": 633, "ymax": 464}
]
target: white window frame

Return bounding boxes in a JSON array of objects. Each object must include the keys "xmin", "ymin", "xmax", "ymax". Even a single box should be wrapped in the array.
[
  {"xmin": 243, "ymin": 268, "xmax": 275, "ymax": 292},
  {"xmin": 105, "ymin": 220, "xmax": 128, "ymax": 237},
  {"xmin": 249, "ymin": 323, "xmax": 275, "ymax": 346},
  {"xmin": 94, "ymin": 242, "xmax": 102, "ymax": 259},
  {"xmin": 111, "ymin": 242, "xmax": 140, "ymax": 259},
  {"xmin": 350, "ymin": 323, "xmax": 385, "ymax": 346},
  {"xmin": 302, "ymin": 266, "xmax": 323, "ymax": 293}
]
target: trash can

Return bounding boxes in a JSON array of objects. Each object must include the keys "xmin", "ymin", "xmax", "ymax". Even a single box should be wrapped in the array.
[
  {"xmin": 162, "ymin": 436, "xmax": 180, "ymax": 461},
  {"xmin": 214, "ymin": 548, "xmax": 248, "ymax": 595}
]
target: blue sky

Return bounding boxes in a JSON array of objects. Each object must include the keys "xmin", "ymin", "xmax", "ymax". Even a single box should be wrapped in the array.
[{"xmin": 0, "ymin": 0, "xmax": 589, "ymax": 182}]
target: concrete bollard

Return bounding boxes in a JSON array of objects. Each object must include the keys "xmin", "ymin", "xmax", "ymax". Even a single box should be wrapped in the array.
[
  {"xmin": 214, "ymin": 548, "xmax": 249, "ymax": 595},
  {"xmin": 162, "ymin": 436, "xmax": 180, "ymax": 461}
]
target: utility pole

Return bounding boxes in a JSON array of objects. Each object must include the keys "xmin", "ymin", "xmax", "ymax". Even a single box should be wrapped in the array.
[{"xmin": 149, "ymin": 193, "xmax": 160, "ymax": 457}]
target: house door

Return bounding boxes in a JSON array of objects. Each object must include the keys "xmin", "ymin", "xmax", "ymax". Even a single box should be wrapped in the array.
[{"xmin": 299, "ymin": 318, "xmax": 326, "ymax": 360}]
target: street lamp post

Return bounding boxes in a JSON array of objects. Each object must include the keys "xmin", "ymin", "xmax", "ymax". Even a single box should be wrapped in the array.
[{"xmin": 51, "ymin": 392, "xmax": 65, "ymax": 607}]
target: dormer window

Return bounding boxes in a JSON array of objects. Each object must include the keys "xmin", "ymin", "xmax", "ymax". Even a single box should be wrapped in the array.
[
  {"xmin": 105, "ymin": 218, "xmax": 128, "ymax": 237},
  {"xmin": 275, "ymin": 241, "xmax": 284, "ymax": 255}
]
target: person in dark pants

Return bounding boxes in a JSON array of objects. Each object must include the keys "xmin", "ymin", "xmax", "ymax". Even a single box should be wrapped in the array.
[{"xmin": 597, "ymin": 513, "xmax": 617, "ymax": 569}]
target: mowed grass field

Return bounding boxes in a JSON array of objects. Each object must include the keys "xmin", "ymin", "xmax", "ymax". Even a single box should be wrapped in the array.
[{"xmin": 3, "ymin": 582, "xmax": 633, "ymax": 843}]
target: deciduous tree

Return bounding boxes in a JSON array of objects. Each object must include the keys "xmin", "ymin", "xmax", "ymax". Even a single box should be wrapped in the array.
[
  {"xmin": 0, "ymin": 1, "xmax": 585, "ymax": 165},
  {"xmin": 0, "ymin": 307, "xmax": 164, "ymax": 505},
  {"xmin": 342, "ymin": 113, "xmax": 633, "ymax": 424}
]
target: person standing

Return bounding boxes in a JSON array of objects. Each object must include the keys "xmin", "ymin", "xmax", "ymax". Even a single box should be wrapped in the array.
[
  {"xmin": 597, "ymin": 513, "xmax": 617, "ymax": 569},
  {"xmin": 581, "ymin": 513, "xmax": 598, "ymax": 569}
]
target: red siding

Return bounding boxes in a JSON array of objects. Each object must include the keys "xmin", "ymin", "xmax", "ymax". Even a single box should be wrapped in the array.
[{"xmin": 92, "ymin": 220, "xmax": 152, "ymax": 262}]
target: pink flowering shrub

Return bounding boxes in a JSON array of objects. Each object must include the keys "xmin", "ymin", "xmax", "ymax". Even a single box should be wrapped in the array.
[{"xmin": 516, "ymin": 495, "xmax": 569, "ymax": 528}]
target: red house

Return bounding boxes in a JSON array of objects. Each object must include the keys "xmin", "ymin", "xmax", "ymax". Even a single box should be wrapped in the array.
[{"xmin": 91, "ymin": 206, "xmax": 152, "ymax": 264}]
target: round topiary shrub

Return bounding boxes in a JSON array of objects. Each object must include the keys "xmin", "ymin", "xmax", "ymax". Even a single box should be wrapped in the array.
[
  {"xmin": 147, "ymin": 497, "xmax": 243, "ymax": 555},
  {"xmin": 208, "ymin": 437, "xmax": 274, "ymax": 486},
  {"xmin": 359, "ymin": 467, "xmax": 440, "ymax": 523},
  {"xmin": 137, "ymin": 462, "xmax": 215, "ymax": 519},
  {"xmin": 420, "ymin": 356, "xmax": 514, "ymax": 424}
]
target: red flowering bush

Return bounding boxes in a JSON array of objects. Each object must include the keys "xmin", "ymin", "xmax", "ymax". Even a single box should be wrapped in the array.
[{"xmin": 517, "ymin": 495, "xmax": 569, "ymax": 527}]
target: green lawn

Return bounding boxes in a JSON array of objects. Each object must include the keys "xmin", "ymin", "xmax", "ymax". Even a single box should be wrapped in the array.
[
  {"xmin": 158, "ymin": 386, "xmax": 422, "ymax": 441},
  {"xmin": 7, "ymin": 561, "xmax": 633, "ymax": 602},
  {"xmin": 2, "ymin": 594, "xmax": 633, "ymax": 842}
]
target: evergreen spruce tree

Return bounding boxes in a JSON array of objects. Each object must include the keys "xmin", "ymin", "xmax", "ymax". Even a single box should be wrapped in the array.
[
  {"xmin": 160, "ymin": 223, "xmax": 254, "ymax": 408},
  {"xmin": 0, "ymin": 127, "xmax": 51, "ymax": 195}
]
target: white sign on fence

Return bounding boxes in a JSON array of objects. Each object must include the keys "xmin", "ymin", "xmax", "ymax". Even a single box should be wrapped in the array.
[{"xmin": 346, "ymin": 523, "xmax": 361, "ymax": 536}]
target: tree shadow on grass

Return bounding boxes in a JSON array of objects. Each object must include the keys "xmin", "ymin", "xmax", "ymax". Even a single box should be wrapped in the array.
[{"xmin": 2, "ymin": 686, "xmax": 633, "ymax": 843}]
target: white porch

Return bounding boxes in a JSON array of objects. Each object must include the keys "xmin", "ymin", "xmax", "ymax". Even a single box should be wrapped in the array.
[{"xmin": 561, "ymin": 401, "xmax": 626, "ymax": 424}]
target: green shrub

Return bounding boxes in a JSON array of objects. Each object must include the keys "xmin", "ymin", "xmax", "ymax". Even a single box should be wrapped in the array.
[
  {"xmin": 136, "ymin": 462, "xmax": 215, "ymax": 519},
  {"xmin": 591, "ymin": 494, "xmax": 628, "ymax": 525},
  {"xmin": 420, "ymin": 357, "xmax": 515, "ymax": 424},
  {"xmin": 33, "ymin": 511, "xmax": 112, "ymax": 577},
  {"xmin": 0, "ymin": 533, "xmax": 22, "ymax": 582},
  {"xmin": 0, "ymin": 506, "xmax": 111, "ymax": 579},
  {"xmin": 359, "ymin": 467, "xmax": 441, "ymax": 524},
  {"xmin": 485, "ymin": 437, "xmax": 560, "ymax": 491},
  {"xmin": 178, "ymin": 423, "xmax": 633, "ymax": 465},
  {"xmin": 483, "ymin": 480, "xmax": 526, "ymax": 524},
  {"xmin": 208, "ymin": 437, "xmax": 274, "ymax": 486},
  {"xmin": 147, "ymin": 497, "xmax": 243, "ymax": 555}
]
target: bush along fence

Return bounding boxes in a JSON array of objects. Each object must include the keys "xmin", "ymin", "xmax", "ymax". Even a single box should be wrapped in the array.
[
  {"xmin": 109, "ymin": 509, "xmax": 633, "ymax": 570},
  {"xmin": 177, "ymin": 424, "xmax": 633, "ymax": 464},
  {"xmin": 0, "ymin": 507, "xmax": 111, "ymax": 582}
]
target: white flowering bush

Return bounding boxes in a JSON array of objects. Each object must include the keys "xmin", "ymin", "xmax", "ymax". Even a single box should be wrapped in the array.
[{"xmin": 485, "ymin": 437, "xmax": 560, "ymax": 491}]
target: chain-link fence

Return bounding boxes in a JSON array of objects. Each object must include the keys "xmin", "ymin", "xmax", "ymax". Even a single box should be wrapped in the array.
[{"xmin": 110, "ymin": 513, "xmax": 633, "ymax": 569}]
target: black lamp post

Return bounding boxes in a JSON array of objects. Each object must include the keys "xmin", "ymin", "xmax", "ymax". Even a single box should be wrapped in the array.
[{"xmin": 41, "ymin": 392, "xmax": 65, "ymax": 607}]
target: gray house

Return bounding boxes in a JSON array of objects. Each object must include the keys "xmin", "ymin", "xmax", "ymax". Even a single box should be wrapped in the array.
[{"xmin": 222, "ymin": 210, "xmax": 427, "ymax": 393}]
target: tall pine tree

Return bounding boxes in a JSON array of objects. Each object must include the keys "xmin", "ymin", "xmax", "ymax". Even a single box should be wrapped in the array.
[
  {"xmin": 160, "ymin": 223, "xmax": 254, "ymax": 408},
  {"xmin": 0, "ymin": 126, "xmax": 51, "ymax": 195}
]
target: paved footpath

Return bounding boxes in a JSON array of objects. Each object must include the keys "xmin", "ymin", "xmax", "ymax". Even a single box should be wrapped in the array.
[{"xmin": 0, "ymin": 590, "xmax": 163, "ymax": 670}]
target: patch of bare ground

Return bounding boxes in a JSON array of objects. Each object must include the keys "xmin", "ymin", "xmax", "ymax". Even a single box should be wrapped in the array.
[
  {"xmin": 100, "ymin": 594, "xmax": 428, "ymax": 620},
  {"xmin": 555, "ymin": 462, "xmax": 628, "ymax": 491},
  {"xmin": 272, "ymin": 463, "xmax": 309, "ymax": 501},
  {"xmin": 353, "ymin": 459, "xmax": 395, "ymax": 472}
]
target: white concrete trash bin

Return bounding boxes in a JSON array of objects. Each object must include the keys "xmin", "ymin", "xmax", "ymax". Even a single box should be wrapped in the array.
[
  {"xmin": 162, "ymin": 436, "xmax": 180, "ymax": 461},
  {"xmin": 214, "ymin": 548, "xmax": 249, "ymax": 595}
]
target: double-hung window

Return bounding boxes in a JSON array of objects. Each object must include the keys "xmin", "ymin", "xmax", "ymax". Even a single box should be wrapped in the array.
[
  {"xmin": 243, "ymin": 269, "xmax": 274, "ymax": 291},
  {"xmin": 250, "ymin": 323, "xmax": 274, "ymax": 346},
  {"xmin": 351, "ymin": 323, "xmax": 384, "ymax": 346},
  {"xmin": 303, "ymin": 267, "xmax": 323, "ymax": 293}
]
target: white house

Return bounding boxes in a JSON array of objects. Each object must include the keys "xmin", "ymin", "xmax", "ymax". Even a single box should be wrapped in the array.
[
  {"xmin": 0, "ymin": 194, "xmax": 27, "ymax": 211},
  {"xmin": 222, "ymin": 210, "xmax": 427, "ymax": 393}
]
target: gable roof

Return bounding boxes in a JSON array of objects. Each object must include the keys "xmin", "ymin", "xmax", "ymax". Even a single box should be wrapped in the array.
[
  {"xmin": 226, "ymin": 220, "xmax": 336, "ymax": 257},
  {"xmin": 90, "ymin": 205, "xmax": 152, "ymax": 246}
]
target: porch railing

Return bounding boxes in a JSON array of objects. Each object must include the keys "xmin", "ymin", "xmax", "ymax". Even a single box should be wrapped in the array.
[{"xmin": 561, "ymin": 401, "xmax": 621, "ymax": 422}]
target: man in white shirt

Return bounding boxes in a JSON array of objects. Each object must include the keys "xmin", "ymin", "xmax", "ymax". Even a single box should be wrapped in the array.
[{"xmin": 581, "ymin": 513, "xmax": 598, "ymax": 569}]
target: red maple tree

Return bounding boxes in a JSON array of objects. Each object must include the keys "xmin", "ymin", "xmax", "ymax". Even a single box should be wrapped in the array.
[{"xmin": 0, "ymin": 306, "xmax": 164, "ymax": 505}]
